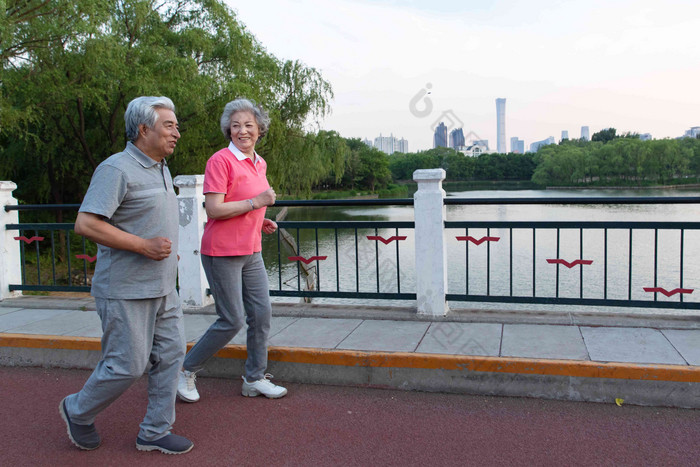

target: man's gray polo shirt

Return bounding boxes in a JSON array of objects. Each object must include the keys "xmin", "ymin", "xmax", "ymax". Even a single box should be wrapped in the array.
[{"xmin": 80, "ymin": 141, "xmax": 179, "ymax": 299}]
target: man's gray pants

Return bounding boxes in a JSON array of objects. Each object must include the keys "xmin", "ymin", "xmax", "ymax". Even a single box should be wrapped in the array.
[
  {"xmin": 64, "ymin": 290, "xmax": 185, "ymax": 441},
  {"xmin": 183, "ymin": 252, "xmax": 271, "ymax": 381}
]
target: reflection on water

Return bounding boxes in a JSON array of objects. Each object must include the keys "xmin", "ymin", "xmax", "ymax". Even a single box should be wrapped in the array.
[{"xmin": 263, "ymin": 188, "xmax": 700, "ymax": 314}]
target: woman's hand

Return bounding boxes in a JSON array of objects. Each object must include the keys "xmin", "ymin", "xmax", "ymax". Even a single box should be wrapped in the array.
[
  {"xmin": 253, "ymin": 187, "xmax": 276, "ymax": 208},
  {"xmin": 262, "ymin": 218, "xmax": 278, "ymax": 234}
]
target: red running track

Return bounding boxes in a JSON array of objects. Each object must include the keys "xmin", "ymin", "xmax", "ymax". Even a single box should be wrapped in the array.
[{"xmin": 3, "ymin": 366, "xmax": 699, "ymax": 466}]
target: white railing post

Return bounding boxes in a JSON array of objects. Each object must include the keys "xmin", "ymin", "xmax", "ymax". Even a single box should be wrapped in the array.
[
  {"xmin": 413, "ymin": 169, "xmax": 449, "ymax": 316},
  {"xmin": 0, "ymin": 181, "xmax": 22, "ymax": 300},
  {"xmin": 174, "ymin": 175, "xmax": 213, "ymax": 309}
]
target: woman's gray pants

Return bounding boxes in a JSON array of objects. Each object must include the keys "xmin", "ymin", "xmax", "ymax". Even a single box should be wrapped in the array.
[{"xmin": 183, "ymin": 252, "xmax": 271, "ymax": 381}]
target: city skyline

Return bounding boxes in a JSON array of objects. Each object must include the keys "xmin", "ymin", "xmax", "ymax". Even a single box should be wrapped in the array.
[
  {"xmin": 229, "ymin": 0, "xmax": 700, "ymax": 152},
  {"xmin": 369, "ymin": 133, "xmax": 408, "ymax": 154}
]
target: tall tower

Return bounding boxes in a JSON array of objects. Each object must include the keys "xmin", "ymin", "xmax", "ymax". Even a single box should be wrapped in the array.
[
  {"xmin": 449, "ymin": 128, "xmax": 465, "ymax": 149},
  {"xmin": 496, "ymin": 98, "xmax": 506, "ymax": 153},
  {"xmin": 581, "ymin": 126, "xmax": 590, "ymax": 141},
  {"xmin": 433, "ymin": 122, "xmax": 448, "ymax": 148}
]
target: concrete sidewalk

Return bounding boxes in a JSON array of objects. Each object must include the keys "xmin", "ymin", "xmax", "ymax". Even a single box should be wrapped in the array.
[{"xmin": 1, "ymin": 296, "xmax": 699, "ymax": 408}]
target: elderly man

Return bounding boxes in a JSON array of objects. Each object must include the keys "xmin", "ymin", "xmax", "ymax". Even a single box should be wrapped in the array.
[{"xmin": 59, "ymin": 96, "xmax": 193, "ymax": 454}]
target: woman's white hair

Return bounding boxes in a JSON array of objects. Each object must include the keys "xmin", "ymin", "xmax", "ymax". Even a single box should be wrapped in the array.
[{"xmin": 220, "ymin": 98, "xmax": 270, "ymax": 142}]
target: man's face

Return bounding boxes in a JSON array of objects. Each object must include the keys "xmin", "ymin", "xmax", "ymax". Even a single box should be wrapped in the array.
[{"xmin": 137, "ymin": 108, "xmax": 180, "ymax": 161}]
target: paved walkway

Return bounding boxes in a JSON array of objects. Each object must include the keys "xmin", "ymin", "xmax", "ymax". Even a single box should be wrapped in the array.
[
  {"xmin": 4, "ymin": 365, "xmax": 699, "ymax": 465},
  {"xmin": 1, "ymin": 297, "xmax": 699, "ymax": 365},
  {"xmin": 1, "ymin": 296, "xmax": 699, "ymax": 408}
]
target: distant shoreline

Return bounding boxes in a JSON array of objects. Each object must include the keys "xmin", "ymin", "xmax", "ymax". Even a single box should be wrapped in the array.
[{"xmin": 548, "ymin": 184, "xmax": 700, "ymax": 190}]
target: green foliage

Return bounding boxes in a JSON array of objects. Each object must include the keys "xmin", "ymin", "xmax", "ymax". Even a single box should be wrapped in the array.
[
  {"xmin": 388, "ymin": 148, "xmax": 443, "ymax": 180},
  {"xmin": 388, "ymin": 147, "xmax": 535, "ymax": 182},
  {"xmin": 1, "ymin": 0, "xmax": 333, "ymax": 204},
  {"xmin": 341, "ymin": 138, "xmax": 391, "ymax": 191},
  {"xmin": 530, "ymin": 136, "xmax": 700, "ymax": 186},
  {"xmin": 591, "ymin": 127, "xmax": 617, "ymax": 143}
]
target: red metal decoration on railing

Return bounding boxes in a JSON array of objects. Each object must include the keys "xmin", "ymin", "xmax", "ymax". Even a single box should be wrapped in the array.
[
  {"xmin": 643, "ymin": 287, "xmax": 693, "ymax": 297},
  {"xmin": 75, "ymin": 254, "xmax": 97, "ymax": 263},
  {"xmin": 456, "ymin": 236, "xmax": 500, "ymax": 245},
  {"xmin": 14, "ymin": 236, "xmax": 44, "ymax": 244},
  {"xmin": 288, "ymin": 256, "xmax": 327, "ymax": 264},
  {"xmin": 546, "ymin": 259, "xmax": 593, "ymax": 268},
  {"xmin": 366, "ymin": 235, "xmax": 407, "ymax": 245}
]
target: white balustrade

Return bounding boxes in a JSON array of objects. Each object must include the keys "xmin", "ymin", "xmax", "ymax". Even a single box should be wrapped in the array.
[
  {"xmin": 412, "ymin": 169, "xmax": 449, "ymax": 316},
  {"xmin": 174, "ymin": 175, "xmax": 213, "ymax": 308},
  {"xmin": 0, "ymin": 182, "xmax": 21, "ymax": 300}
]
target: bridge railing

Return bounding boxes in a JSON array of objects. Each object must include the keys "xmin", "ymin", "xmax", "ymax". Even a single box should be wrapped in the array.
[
  {"xmin": 267, "ymin": 220, "xmax": 416, "ymax": 301},
  {"xmin": 442, "ymin": 195, "xmax": 700, "ymax": 310},
  {"xmin": 3, "ymin": 171, "xmax": 700, "ymax": 315}
]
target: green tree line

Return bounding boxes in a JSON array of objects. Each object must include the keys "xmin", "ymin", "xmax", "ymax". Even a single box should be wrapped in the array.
[
  {"xmin": 532, "ymin": 130, "xmax": 700, "ymax": 186},
  {"xmin": 388, "ymin": 146, "xmax": 536, "ymax": 182}
]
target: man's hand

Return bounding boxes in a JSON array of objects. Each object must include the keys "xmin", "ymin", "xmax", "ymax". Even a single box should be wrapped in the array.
[
  {"xmin": 262, "ymin": 218, "xmax": 278, "ymax": 234},
  {"xmin": 75, "ymin": 212, "xmax": 174, "ymax": 260},
  {"xmin": 141, "ymin": 237, "xmax": 172, "ymax": 261}
]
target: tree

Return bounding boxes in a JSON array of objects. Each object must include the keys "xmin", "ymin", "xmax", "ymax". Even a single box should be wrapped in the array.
[
  {"xmin": 388, "ymin": 150, "xmax": 442, "ymax": 181},
  {"xmin": 1, "ymin": 0, "xmax": 333, "ymax": 206},
  {"xmin": 591, "ymin": 127, "xmax": 617, "ymax": 143},
  {"xmin": 531, "ymin": 145, "xmax": 584, "ymax": 185},
  {"xmin": 443, "ymin": 152, "xmax": 474, "ymax": 180},
  {"xmin": 344, "ymin": 139, "xmax": 390, "ymax": 191}
]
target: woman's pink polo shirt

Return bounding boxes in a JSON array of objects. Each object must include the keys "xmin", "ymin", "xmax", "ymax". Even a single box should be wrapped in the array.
[{"xmin": 200, "ymin": 142, "xmax": 270, "ymax": 256}]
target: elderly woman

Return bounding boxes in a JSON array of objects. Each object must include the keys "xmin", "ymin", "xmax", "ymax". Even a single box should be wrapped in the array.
[{"xmin": 177, "ymin": 98, "xmax": 286, "ymax": 401}]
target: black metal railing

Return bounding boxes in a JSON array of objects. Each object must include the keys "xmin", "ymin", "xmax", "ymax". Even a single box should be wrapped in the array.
[
  {"xmin": 270, "ymin": 220, "xmax": 415, "ymax": 300},
  {"xmin": 444, "ymin": 197, "xmax": 700, "ymax": 309},
  {"xmin": 5, "ymin": 204, "xmax": 93, "ymax": 292},
  {"xmin": 5, "ymin": 196, "xmax": 700, "ymax": 310}
]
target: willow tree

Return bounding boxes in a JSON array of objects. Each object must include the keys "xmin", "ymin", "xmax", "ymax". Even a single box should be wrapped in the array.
[{"xmin": 1, "ymin": 0, "xmax": 333, "ymax": 206}]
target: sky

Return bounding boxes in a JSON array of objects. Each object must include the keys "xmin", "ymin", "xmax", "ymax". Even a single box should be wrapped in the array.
[{"xmin": 227, "ymin": 0, "xmax": 700, "ymax": 152}]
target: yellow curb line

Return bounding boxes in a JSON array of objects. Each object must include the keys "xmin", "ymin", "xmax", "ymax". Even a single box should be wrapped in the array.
[{"xmin": 2, "ymin": 333, "xmax": 699, "ymax": 383}]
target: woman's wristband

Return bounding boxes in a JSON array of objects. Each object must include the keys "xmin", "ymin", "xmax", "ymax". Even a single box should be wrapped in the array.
[{"xmin": 247, "ymin": 199, "xmax": 255, "ymax": 211}]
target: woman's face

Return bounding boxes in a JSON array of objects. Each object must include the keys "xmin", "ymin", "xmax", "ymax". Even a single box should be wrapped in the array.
[{"xmin": 229, "ymin": 111, "xmax": 260, "ymax": 155}]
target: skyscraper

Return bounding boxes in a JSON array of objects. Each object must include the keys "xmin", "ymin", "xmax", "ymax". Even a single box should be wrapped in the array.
[
  {"xmin": 496, "ymin": 98, "xmax": 506, "ymax": 153},
  {"xmin": 684, "ymin": 127, "xmax": 700, "ymax": 138},
  {"xmin": 581, "ymin": 126, "xmax": 590, "ymax": 141},
  {"xmin": 449, "ymin": 128, "xmax": 465, "ymax": 149},
  {"xmin": 510, "ymin": 137, "xmax": 524, "ymax": 154},
  {"xmin": 397, "ymin": 138, "xmax": 409, "ymax": 153},
  {"xmin": 561, "ymin": 130, "xmax": 569, "ymax": 141},
  {"xmin": 374, "ymin": 133, "xmax": 393, "ymax": 154},
  {"xmin": 373, "ymin": 133, "xmax": 408, "ymax": 154},
  {"xmin": 433, "ymin": 122, "xmax": 448, "ymax": 148},
  {"xmin": 529, "ymin": 136, "xmax": 555, "ymax": 153}
]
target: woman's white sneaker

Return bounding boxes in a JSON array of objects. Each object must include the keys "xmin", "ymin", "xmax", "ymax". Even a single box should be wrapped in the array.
[
  {"xmin": 241, "ymin": 374, "xmax": 287, "ymax": 398},
  {"xmin": 177, "ymin": 369, "xmax": 200, "ymax": 403}
]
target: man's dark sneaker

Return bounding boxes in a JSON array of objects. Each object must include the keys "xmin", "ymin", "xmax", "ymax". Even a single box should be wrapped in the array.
[
  {"xmin": 59, "ymin": 397, "xmax": 101, "ymax": 450},
  {"xmin": 136, "ymin": 433, "xmax": 194, "ymax": 455}
]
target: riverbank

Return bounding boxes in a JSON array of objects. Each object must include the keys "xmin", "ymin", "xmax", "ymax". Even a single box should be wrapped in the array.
[
  {"xmin": 280, "ymin": 179, "xmax": 700, "ymax": 201},
  {"xmin": 550, "ymin": 184, "xmax": 700, "ymax": 190}
]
